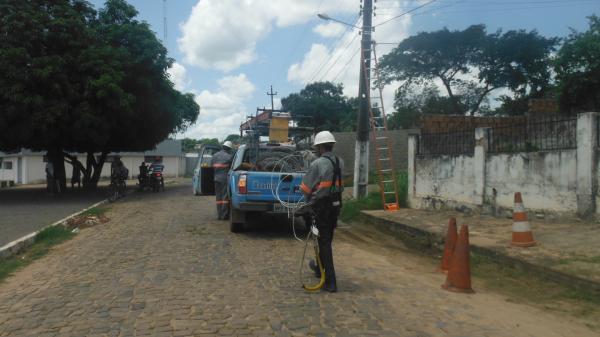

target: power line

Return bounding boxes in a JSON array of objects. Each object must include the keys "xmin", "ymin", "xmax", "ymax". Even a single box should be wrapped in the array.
[
  {"xmin": 318, "ymin": 32, "xmax": 360, "ymax": 81},
  {"xmin": 307, "ymin": 14, "xmax": 362, "ymax": 83},
  {"xmin": 331, "ymin": 45, "xmax": 361, "ymax": 83},
  {"xmin": 373, "ymin": 0, "xmax": 437, "ymax": 27}
]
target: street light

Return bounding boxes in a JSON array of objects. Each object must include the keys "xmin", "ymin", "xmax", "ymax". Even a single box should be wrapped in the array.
[{"xmin": 316, "ymin": 13, "xmax": 360, "ymax": 29}]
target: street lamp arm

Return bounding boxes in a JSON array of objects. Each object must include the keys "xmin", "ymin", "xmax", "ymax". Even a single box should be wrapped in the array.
[{"xmin": 316, "ymin": 13, "xmax": 360, "ymax": 29}]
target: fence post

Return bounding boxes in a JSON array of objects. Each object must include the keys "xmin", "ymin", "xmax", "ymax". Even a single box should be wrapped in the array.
[
  {"xmin": 473, "ymin": 127, "xmax": 490, "ymax": 206},
  {"xmin": 576, "ymin": 112, "xmax": 598, "ymax": 218},
  {"xmin": 407, "ymin": 133, "xmax": 418, "ymax": 205}
]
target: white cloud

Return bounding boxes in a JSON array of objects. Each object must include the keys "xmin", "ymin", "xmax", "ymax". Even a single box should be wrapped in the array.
[
  {"xmin": 167, "ymin": 62, "xmax": 190, "ymax": 91},
  {"xmin": 181, "ymin": 74, "xmax": 255, "ymax": 140},
  {"xmin": 313, "ymin": 22, "xmax": 346, "ymax": 38},
  {"xmin": 178, "ymin": 0, "xmax": 356, "ymax": 72},
  {"xmin": 287, "ymin": 6, "xmax": 413, "ymax": 113}
]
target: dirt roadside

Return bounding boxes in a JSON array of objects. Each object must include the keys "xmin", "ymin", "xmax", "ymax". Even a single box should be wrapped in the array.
[{"xmin": 336, "ymin": 221, "xmax": 600, "ymax": 336}]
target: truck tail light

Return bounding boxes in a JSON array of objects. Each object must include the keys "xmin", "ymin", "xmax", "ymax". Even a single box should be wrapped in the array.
[{"xmin": 238, "ymin": 174, "xmax": 247, "ymax": 194}]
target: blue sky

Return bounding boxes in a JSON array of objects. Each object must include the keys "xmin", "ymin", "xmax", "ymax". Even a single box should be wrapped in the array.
[{"xmin": 88, "ymin": 0, "xmax": 600, "ymax": 140}]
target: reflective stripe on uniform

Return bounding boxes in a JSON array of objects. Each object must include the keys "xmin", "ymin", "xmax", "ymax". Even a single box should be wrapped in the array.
[
  {"xmin": 213, "ymin": 163, "xmax": 229, "ymax": 168},
  {"xmin": 216, "ymin": 200, "xmax": 230, "ymax": 205},
  {"xmin": 317, "ymin": 180, "xmax": 343, "ymax": 189},
  {"xmin": 300, "ymin": 182, "xmax": 312, "ymax": 194}
]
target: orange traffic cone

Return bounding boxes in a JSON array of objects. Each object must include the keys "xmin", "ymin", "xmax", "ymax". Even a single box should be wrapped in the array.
[
  {"xmin": 511, "ymin": 192, "xmax": 537, "ymax": 247},
  {"xmin": 442, "ymin": 224, "xmax": 474, "ymax": 293},
  {"xmin": 438, "ymin": 218, "xmax": 457, "ymax": 274}
]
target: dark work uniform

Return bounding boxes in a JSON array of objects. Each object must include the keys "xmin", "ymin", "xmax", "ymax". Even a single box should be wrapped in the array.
[
  {"xmin": 300, "ymin": 152, "xmax": 344, "ymax": 291},
  {"xmin": 211, "ymin": 149, "xmax": 233, "ymax": 220}
]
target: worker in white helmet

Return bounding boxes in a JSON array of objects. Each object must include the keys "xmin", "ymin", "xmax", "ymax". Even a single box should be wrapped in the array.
[
  {"xmin": 300, "ymin": 131, "xmax": 344, "ymax": 292},
  {"xmin": 211, "ymin": 140, "xmax": 234, "ymax": 220}
]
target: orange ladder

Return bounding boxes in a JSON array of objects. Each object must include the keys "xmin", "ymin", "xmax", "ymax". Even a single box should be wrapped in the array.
[{"xmin": 362, "ymin": 42, "xmax": 400, "ymax": 211}]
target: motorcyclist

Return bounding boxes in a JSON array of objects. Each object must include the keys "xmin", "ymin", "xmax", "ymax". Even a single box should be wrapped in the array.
[
  {"xmin": 138, "ymin": 161, "xmax": 148, "ymax": 186},
  {"xmin": 211, "ymin": 141, "xmax": 234, "ymax": 220}
]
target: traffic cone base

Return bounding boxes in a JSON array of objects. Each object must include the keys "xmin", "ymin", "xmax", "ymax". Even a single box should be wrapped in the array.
[
  {"xmin": 511, "ymin": 231, "xmax": 536, "ymax": 247},
  {"xmin": 441, "ymin": 224, "xmax": 474, "ymax": 294},
  {"xmin": 438, "ymin": 218, "xmax": 457, "ymax": 274},
  {"xmin": 441, "ymin": 282, "xmax": 475, "ymax": 294}
]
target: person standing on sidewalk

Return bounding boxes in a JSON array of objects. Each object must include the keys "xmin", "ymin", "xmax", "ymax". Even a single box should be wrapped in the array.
[
  {"xmin": 300, "ymin": 131, "xmax": 344, "ymax": 293},
  {"xmin": 211, "ymin": 141, "xmax": 234, "ymax": 220},
  {"xmin": 71, "ymin": 158, "xmax": 82, "ymax": 189}
]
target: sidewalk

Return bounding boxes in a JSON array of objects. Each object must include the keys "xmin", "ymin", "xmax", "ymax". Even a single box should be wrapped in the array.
[{"xmin": 361, "ymin": 208, "xmax": 600, "ymax": 294}]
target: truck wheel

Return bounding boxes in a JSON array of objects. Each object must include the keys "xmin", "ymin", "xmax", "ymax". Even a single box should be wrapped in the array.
[{"xmin": 230, "ymin": 205, "xmax": 245, "ymax": 233}]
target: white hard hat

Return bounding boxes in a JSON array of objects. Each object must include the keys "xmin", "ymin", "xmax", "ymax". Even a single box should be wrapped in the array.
[
  {"xmin": 223, "ymin": 141, "xmax": 233, "ymax": 149},
  {"xmin": 313, "ymin": 131, "xmax": 336, "ymax": 147}
]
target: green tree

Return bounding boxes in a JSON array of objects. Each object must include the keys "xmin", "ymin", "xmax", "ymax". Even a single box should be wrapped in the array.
[
  {"xmin": 0, "ymin": 0, "xmax": 199, "ymax": 189},
  {"xmin": 554, "ymin": 15, "xmax": 600, "ymax": 114},
  {"xmin": 281, "ymin": 82, "xmax": 355, "ymax": 132},
  {"xmin": 379, "ymin": 25, "xmax": 557, "ymax": 116},
  {"xmin": 388, "ymin": 85, "xmax": 464, "ymax": 129},
  {"xmin": 224, "ymin": 134, "xmax": 242, "ymax": 144}
]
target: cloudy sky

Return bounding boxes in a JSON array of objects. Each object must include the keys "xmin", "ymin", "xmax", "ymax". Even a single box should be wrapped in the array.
[{"xmin": 88, "ymin": 0, "xmax": 599, "ymax": 140}]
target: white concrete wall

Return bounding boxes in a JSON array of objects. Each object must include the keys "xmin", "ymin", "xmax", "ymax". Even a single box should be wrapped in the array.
[
  {"xmin": 5, "ymin": 154, "xmax": 182, "ymax": 185},
  {"xmin": 485, "ymin": 151, "xmax": 577, "ymax": 212},
  {"xmin": 0, "ymin": 158, "xmax": 17, "ymax": 182},
  {"xmin": 25, "ymin": 156, "xmax": 46, "ymax": 184},
  {"xmin": 415, "ymin": 155, "xmax": 478, "ymax": 205},
  {"xmin": 408, "ymin": 112, "xmax": 599, "ymax": 217}
]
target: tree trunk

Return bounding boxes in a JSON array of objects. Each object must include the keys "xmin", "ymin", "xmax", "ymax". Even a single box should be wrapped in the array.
[
  {"xmin": 439, "ymin": 76, "xmax": 464, "ymax": 115},
  {"xmin": 48, "ymin": 149, "xmax": 67, "ymax": 193},
  {"xmin": 89, "ymin": 151, "xmax": 108, "ymax": 189}
]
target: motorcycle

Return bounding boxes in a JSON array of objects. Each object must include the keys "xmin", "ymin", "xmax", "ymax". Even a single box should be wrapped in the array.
[{"xmin": 138, "ymin": 164, "xmax": 165, "ymax": 192}]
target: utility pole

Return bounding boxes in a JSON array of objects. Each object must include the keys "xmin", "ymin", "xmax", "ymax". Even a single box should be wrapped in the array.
[
  {"xmin": 163, "ymin": 0, "xmax": 167, "ymax": 43},
  {"xmin": 266, "ymin": 85, "xmax": 278, "ymax": 111},
  {"xmin": 353, "ymin": 0, "xmax": 373, "ymax": 199}
]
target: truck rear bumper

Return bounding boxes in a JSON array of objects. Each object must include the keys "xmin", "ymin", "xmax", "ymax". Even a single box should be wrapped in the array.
[{"xmin": 236, "ymin": 201, "xmax": 307, "ymax": 215}]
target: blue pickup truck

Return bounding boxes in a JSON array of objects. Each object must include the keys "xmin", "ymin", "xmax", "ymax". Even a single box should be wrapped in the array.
[{"xmin": 228, "ymin": 143, "xmax": 307, "ymax": 232}]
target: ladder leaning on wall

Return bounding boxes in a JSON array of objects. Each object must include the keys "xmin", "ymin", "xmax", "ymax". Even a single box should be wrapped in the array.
[{"xmin": 362, "ymin": 41, "xmax": 400, "ymax": 211}]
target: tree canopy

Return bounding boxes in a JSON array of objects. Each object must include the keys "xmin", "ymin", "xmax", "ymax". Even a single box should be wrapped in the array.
[
  {"xmin": 0, "ymin": 0, "xmax": 199, "ymax": 188},
  {"xmin": 554, "ymin": 15, "xmax": 600, "ymax": 114},
  {"xmin": 281, "ymin": 82, "xmax": 356, "ymax": 132},
  {"xmin": 379, "ymin": 24, "xmax": 558, "ymax": 116}
]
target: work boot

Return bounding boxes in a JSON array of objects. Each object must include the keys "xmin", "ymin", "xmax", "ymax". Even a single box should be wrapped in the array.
[
  {"xmin": 323, "ymin": 277, "xmax": 337, "ymax": 293},
  {"xmin": 323, "ymin": 284, "xmax": 337, "ymax": 293},
  {"xmin": 308, "ymin": 259, "xmax": 321, "ymax": 278}
]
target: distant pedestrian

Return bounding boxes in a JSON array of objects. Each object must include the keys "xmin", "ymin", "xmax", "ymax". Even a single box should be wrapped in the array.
[
  {"xmin": 211, "ymin": 141, "xmax": 233, "ymax": 220},
  {"xmin": 71, "ymin": 158, "xmax": 82, "ymax": 189},
  {"xmin": 45, "ymin": 161, "xmax": 56, "ymax": 193}
]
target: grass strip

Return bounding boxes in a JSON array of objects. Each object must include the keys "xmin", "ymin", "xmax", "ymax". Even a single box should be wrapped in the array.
[
  {"xmin": 0, "ymin": 226, "xmax": 75, "ymax": 283},
  {"xmin": 80, "ymin": 206, "xmax": 109, "ymax": 217},
  {"xmin": 341, "ymin": 171, "xmax": 409, "ymax": 223}
]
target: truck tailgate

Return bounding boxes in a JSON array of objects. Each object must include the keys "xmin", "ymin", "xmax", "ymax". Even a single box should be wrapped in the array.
[{"xmin": 245, "ymin": 172, "xmax": 304, "ymax": 203}]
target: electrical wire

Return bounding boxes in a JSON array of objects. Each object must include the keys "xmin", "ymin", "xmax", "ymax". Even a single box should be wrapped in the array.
[
  {"xmin": 264, "ymin": 151, "xmax": 315, "ymax": 241},
  {"xmin": 319, "ymin": 31, "xmax": 360, "ymax": 81},
  {"xmin": 331, "ymin": 45, "xmax": 362, "ymax": 83},
  {"xmin": 373, "ymin": 0, "xmax": 437, "ymax": 27},
  {"xmin": 308, "ymin": 13, "xmax": 362, "ymax": 83}
]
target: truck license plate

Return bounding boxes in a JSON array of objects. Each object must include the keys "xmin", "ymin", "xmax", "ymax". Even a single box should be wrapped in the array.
[{"xmin": 273, "ymin": 203, "xmax": 286, "ymax": 213}]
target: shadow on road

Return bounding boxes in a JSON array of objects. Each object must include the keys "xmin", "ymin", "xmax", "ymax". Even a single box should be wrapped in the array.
[{"xmin": 242, "ymin": 213, "xmax": 309, "ymax": 240}]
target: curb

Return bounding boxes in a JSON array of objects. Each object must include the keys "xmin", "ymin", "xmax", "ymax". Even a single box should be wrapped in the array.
[
  {"xmin": 360, "ymin": 211, "xmax": 600, "ymax": 296},
  {"xmin": 0, "ymin": 199, "xmax": 109, "ymax": 260}
]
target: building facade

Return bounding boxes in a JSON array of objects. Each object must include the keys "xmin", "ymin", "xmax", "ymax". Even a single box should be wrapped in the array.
[{"xmin": 0, "ymin": 139, "xmax": 184, "ymax": 185}]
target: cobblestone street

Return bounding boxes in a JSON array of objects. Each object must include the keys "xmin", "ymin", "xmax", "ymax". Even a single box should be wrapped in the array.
[{"xmin": 0, "ymin": 183, "xmax": 596, "ymax": 337}]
